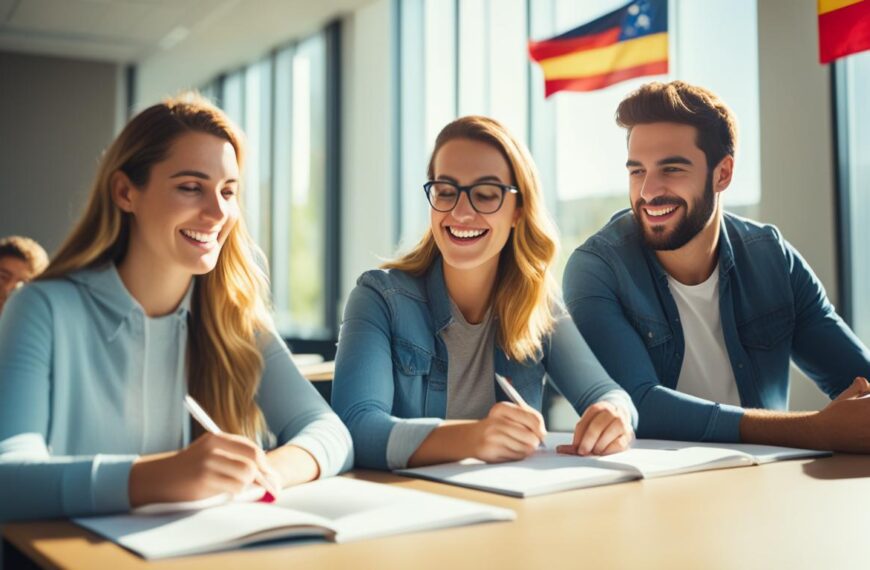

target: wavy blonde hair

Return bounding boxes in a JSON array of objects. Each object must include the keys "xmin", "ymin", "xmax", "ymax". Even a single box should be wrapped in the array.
[
  {"xmin": 40, "ymin": 93, "xmax": 271, "ymax": 439},
  {"xmin": 383, "ymin": 116, "xmax": 559, "ymax": 362}
]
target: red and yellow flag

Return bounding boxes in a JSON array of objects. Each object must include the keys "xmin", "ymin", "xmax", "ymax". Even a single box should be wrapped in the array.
[
  {"xmin": 818, "ymin": 0, "xmax": 870, "ymax": 63},
  {"xmin": 529, "ymin": 0, "xmax": 668, "ymax": 97}
]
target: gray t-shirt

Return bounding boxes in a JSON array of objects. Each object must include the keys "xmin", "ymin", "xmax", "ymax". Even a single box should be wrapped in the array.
[{"xmin": 442, "ymin": 301, "xmax": 497, "ymax": 420}]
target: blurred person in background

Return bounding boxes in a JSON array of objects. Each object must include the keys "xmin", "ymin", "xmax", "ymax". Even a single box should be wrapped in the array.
[{"xmin": 0, "ymin": 235, "xmax": 49, "ymax": 316}]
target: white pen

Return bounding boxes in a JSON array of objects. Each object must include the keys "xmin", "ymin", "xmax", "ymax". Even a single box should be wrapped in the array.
[
  {"xmin": 184, "ymin": 395, "xmax": 278, "ymax": 500},
  {"xmin": 495, "ymin": 373, "xmax": 547, "ymax": 447},
  {"xmin": 495, "ymin": 373, "xmax": 531, "ymax": 409},
  {"xmin": 184, "ymin": 395, "xmax": 223, "ymax": 434}
]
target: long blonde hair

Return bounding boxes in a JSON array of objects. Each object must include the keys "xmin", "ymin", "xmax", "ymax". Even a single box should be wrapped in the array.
[
  {"xmin": 383, "ymin": 116, "xmax": 559, "ymax": 362},
  {"xmin": 40, "ymin": 93, "xmax": 271, "ymax": 439}
]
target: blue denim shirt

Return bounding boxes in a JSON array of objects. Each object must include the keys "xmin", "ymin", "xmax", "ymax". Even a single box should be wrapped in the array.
[
  {"xmin": 563, "ymin": 209, "xmax": 870, "ymax": 442},
  {"xmin": 332, "ymin": 258, "xmax": 636, "ymax": 470}
]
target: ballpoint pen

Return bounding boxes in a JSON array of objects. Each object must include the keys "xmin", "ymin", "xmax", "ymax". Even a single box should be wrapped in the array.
[{"xmin": 184, "ymin": 395, "xmax": 278, "ymax": 502}]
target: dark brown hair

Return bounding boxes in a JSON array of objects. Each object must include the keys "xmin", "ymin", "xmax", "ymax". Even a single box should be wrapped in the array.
[
  {"xmin": 0, "ymin": 236, "xmax": 48, "ymax": 276},
  {"xmin": 616, "ymin": 81, "xmax": 737, "ymax": 169}
]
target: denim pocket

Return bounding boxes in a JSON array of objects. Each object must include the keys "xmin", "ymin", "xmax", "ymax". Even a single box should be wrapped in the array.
[
  {"xmin": 627, "ymin": 312, "xmax": 673, "ymax": 348},
  {"xmin": 391, "ymin": 339, "xmax": 433, "ymax": 375},
  {"xmin": 738, "ymin": 306, "xmax": 794, "ymax": 350}
]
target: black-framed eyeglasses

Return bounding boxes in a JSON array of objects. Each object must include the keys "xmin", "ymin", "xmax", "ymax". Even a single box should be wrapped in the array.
[{"xmin": 423, "ymin": 180, "xmax": 520, "ymax": 214}]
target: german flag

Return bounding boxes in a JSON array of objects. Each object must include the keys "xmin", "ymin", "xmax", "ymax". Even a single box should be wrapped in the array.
[
  {"xmin": 529, "ymin": 0, "xmax": 668, "ymax": 97},
  {"xmin": 818, "ymin": 0, "xmax": 870, "ymax": 63}
]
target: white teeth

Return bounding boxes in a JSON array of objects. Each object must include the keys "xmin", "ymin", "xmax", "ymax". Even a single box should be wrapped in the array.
[
  {"xmin": 180, "ymin": 229, "xmax": 217, "ymax": 243},
  {"xmin": 645, "ymin": 206, "xmax": 677, "ymax": 217},
  {"xmin": 448, "ymin": 227, "xmax": 487, "ymax": 239}
]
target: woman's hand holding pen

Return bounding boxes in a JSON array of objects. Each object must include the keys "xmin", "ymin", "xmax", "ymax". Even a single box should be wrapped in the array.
[
  {"xmin": 557, "ymin": 401, "xmax": 634, "ymax": 457},
  {"xmin": 471, "ymin": 402, "xmax": 547, "ymax": 463},
  {"xmin": 128, "ymin": 433, "xmax": 282, "ymax": 508}
]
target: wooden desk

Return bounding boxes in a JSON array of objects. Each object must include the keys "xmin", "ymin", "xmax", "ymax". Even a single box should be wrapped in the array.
[
  {"xmin": 5, "ymin": 455, "xmax": 870, "ymax": 569},
  {"xmin": 297, "ymin": 360, "xmax": 335, "ymax": 383}
]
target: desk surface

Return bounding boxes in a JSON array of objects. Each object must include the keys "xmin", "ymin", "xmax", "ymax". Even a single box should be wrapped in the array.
[
  {"xmin": 5, "ymin": 454, "xmax": 870, "ymax": 570},
  {"xmin": 297, "ymin": 360, "xmax": 334, "ymax": 383}
]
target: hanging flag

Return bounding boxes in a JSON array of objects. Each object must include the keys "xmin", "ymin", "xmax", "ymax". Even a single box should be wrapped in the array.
[
  {"xmin": 818, "ymin": 0, "xmax": 870, "ymax": 63},
  {"xmin": 529, "ymin": 0, "xmax": 668, "ymax": 97}
]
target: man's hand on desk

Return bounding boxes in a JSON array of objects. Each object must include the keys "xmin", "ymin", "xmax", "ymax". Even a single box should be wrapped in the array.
[
  {"xmin": 810, "ymin": 376, "xmax": 870, "ymax": 453},
  {"xmin": 741, "ymin": 376, "xmax": 870, "ymax": 453}
]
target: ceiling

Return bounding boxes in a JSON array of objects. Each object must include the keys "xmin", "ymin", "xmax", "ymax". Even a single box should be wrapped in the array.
[{"xmin": 0, "ymin": 0, "xmax": 372, "ymax": 64}]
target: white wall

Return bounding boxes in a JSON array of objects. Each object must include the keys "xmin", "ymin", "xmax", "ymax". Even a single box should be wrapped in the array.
[
  {"xmin": 0, "ymin": 52, "xmax": 123, "ymax": 254},
  {"xmin": 758, "ymin": 0, "xmax": 836, "ymax": 411}
]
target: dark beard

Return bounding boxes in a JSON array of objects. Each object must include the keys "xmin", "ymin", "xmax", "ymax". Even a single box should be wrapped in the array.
[{"xmin": 634, "ymin": 171, "xmax": 716, "ymax": 251}]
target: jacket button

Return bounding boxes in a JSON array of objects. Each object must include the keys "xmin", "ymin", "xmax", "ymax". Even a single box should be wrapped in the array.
[
  {"xmin": 648, "ymin": 331, "xmax": 653, "ymax": 338},
  {"xmin": 738, "ymin": 363, "xmax": 744, "ymax": 369}
]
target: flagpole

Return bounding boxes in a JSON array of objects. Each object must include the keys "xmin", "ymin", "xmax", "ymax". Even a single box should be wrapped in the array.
[{"xmin": 668, "ymin": 0, "xmax": 678, "ymax": 79}]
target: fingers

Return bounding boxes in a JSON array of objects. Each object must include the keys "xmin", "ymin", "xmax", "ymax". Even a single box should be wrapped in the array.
[
  {"xmin": 855, "ymin": 377, "xmax": 870, "ymax": 398},
  {"xmin": 835, "ymin": 377, "xmax": 870, "ymax": 402},
  {"xmin": 477, "ymin": 404, "xmax": 548, "ymax": 463},
  {"xmin": 600, "ymin": 435, "xmax": 633, "ymax": 455},
  {"xmin": 591, "ymin": 416, "xmax": 628, "ymax": 455},
  {"xmin": 490, "ymin": 431, "xmax": 535, "ymax": 461},
  {"xmin": 497, "ymin": 423, "xmax": 542, "ymax": 454},
  {"xmin": 194, "ymin": 433, "xmax": 281, "ymax": 496},
  {"xmin": 204, "ymin": 449, "xmax": 259, "ymax": 489},
  {"xmin": 575, "ymin": 403, "xmax": 621, "ymax": 456},
  {"xmin": 571, "ymin": 404, "xmax": 597, "ymax": 449},
  {"xmin": 491, "ymin": 402, "xmax": 547, "ymax": 441}
]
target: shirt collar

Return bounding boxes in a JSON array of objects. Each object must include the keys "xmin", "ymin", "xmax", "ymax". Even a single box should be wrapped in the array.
[
  {"xmin": 424, "ymin": 256, "xmax": 454, "ymax": 334},
  {"xmin": 67, "ymin": 263, "xmax": 194, "ymax": 340},
  {"xmin": 641, "ymin": 214, "xmax": 736, "ymax": 283}
]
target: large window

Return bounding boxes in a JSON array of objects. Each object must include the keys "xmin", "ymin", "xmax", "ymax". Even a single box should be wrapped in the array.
[
  {"xmin": 835, "ymin": 51, "xmax": 870, "ymax": 344},
  {"xmin": 205, "ymin": 25, "xmax": 340, "ymax": 345},
  {"xmin": 396, "ymin": 0, "xmax": 761, "ymax": 277}
]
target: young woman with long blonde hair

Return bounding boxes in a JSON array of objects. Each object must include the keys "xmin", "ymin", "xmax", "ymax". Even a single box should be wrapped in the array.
[
  {"xmin": 332, "ymin": 116, "xmax": 636, "ymax": 470},
  {"xmin": 0, "ymin": 94, "xmax": 352, "ymax": 521}
]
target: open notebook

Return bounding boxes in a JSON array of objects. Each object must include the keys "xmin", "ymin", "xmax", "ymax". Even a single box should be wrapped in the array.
[
  {"xmin": 395, "ymin": 433, "xmax": 830, "ymax": 498},
  {"xmin": 74, "ymin": 477, "xmax": 515, "ymax": 560}
]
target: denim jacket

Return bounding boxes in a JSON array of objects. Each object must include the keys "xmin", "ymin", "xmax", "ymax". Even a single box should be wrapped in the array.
[
  {"xmin": 563, "ymin": 209, "xmax": 870, "ymax": 442},
  {"xmin": 332, "ymin": 258, "xmax": 636, "ymax": 470}
]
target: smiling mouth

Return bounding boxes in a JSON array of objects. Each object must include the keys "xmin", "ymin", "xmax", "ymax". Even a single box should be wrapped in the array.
[
  {"xmin": 179, "ymin": 229, "xmax": 219, "ymax": 246},
  {"xmin": 643, "ymin": 204, "xmax": 679, "ymax": 220},
  {"xmin": 445, "ymin": 226, "xmax": 489, "ymax": 243}
]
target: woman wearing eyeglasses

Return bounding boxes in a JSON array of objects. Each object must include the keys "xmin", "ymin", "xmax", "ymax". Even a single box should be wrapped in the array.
[{"xmin": 332, "ymin": 116, "xmax": 636, "ymax": 470}]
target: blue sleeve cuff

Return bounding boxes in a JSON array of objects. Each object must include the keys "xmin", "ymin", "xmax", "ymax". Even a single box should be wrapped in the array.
[
  {"xmin": 385, "ymin": 418, "xmax": 443, "ymax": 469},
  {"xmin": 62, "ymin": 455, "xmax": 137, "ymax": 517},
  {"xmin": 596, "ymin": 389, "xmax": 639, "ymax": 430},
  {"xmin": 704, "ymin": 403, "xmax": 745, "ymax": 442},
  {"xmin": 287, "ymin": 414, "xmax": 355, "ymax": 477}
]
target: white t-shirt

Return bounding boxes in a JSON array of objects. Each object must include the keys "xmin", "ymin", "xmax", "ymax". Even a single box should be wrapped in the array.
[{"xmin": 667, "ymin": 266, "xmax": 741, "ymax": 406}]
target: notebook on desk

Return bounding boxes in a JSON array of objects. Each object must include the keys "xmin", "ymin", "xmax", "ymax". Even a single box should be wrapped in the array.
[
  {"xmin": 73, "ymin": 477, "xmax": 515, "ymax": 560},
  {"xmin": 395, "ymin": 433, "xmax": 831, "ymax": 498}
]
